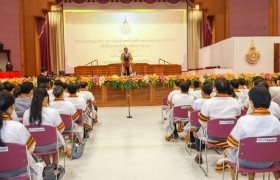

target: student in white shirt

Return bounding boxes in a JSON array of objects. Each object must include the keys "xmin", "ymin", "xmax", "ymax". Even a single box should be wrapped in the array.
[
  {"xmin": 47, "ymin": 80, "xmax": 63, "ymax": 99},
  {"xmin": 15, "ymin": 82, "xmax": 34, "ymax": 118},
  {"xmin": 197, "ymin": 78, "xmax": 241, "ymax": 168},
  {"xmin": 230, "ymin": 79, "xmax": 247, "ymax": 105},
  {"xmin": 50, "ymin": 86, "xmax": 83, "ymax": 142},
  {"xmin": 246, "ymin": 81, "xmax": 280, "ymax": 118},
  {"xmin": 166, "ymin": 82, "xmax": 194, "ymax": 141},
  {"xmin": 0, "ymin": 92, "xmax": 43, "ymax": 179},
  {"xmin": 189, "ymin": 80, "xmax": 201, "ymax": 100},
  {"xmin": 23, "ymin": 88, "xmax": 69, "ymax": 176},
  {"xmin": 167, "ymin": 80, "xmax": 181, "ymax": 105},
  {"xmin": 191, "ymin": 84, "xmax": 212, "ymax": 111},
  {"xmin": 65, "ymin": 83, "xmax": 92, "ymax": 133},
  {"xmin": 227, "ymin": 87, "xmax": 280, "ymax": 180},
  {"xmin": 237, "ymin": 78, "xmax": 249, "ymax": 96}
]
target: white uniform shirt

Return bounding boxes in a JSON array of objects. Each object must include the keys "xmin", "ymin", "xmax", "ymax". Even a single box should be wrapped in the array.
[
  {"xmin": 79, "ymin": 90, "xmax": 95, "ymax": 102},
  {"xmin": 50, "ymin": 99, "xmax": 79, "ymax": 121},
  {"xmin": 167, "ymin": 89, "xmax": 181, "ymax": 103},
  {"xmin": 23, "ymin": 107, "xmax": 65, "ymax": 133},
  {"xmin": 1, "ymin": 120, "xmax": 35, "ymax": 153},
  {"xmin": 65, "ymin": 95, "xmax": 87, "ymax": 111},
  {"xmin": 239, "ymin": 86, "xmax": 249, "ymax": 97},
  {"xmin": 235, "ymin": 91, "xmax": 247, "ymax": 104},
  {"xmin": 228, "ymin": 111, "xmax": 280, "ymax": 148},
  {"xmin": 189, "ymin": 90, "xmax": 202, "ymax": 100},
  {"xmin": 199, "ymin": 95, "xmax": 242, "ymax": 126},
  {"xmin": 269, "ymin": 86, "xmax": 280, "ymax": 99},
  {"xmin": 172, "ymin": 93, "xmax": 194, "ymax": 107},
  {"xmin": 47, "ymin": 89, "xmax": 54, "ymax": 98},
  {"xmin": 191, "ymin": 97, "xmax": 211, "ymax": 111}
]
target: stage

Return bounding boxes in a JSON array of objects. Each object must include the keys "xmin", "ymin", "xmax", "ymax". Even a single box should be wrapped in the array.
[{"xmin": 90, "ymin": 84, "xmax": 173, "ymax": 107}]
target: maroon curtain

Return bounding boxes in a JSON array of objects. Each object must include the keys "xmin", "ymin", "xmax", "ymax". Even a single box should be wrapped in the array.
[
  {"xmin": 202, "ymin": 12, "xmax": 212, "ymax": 47},
  {"xmin": 38, "ymin": 15, "xmax": 51, "ymax": 74}
]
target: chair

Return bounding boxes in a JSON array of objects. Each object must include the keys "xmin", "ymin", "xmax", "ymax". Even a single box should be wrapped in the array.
[
  {"xmin": 76, "ymin": 109, "xmax": 84, "ymax": 126},
  {"xmin": 60, "ymin": 114, "xmax": 73, "ymax": 138},
  {"xmin": 162, "ymin": 97, "xmax": 168, "ymax": 121},
  {"xmin": 0, "ymin": 143, "xmax": 30, "ymax": 180},
  {"xmin": 185, "ymin": 110, "xmax": 200, "ymax": 155},
  {"xmin": 173, "ymin": 105, "xmax": 190, "ymax": 133},
  {"xmin": 228, "ymin": 136, "xmax": 280, "ymax": 180},
  {"xmin": 25, "ymin": 125, "xmax": 58, "ymax": 157},
  {"xmin": 87, "ymin": 100, "xmax": 93, "ymax": 111},
  {"xmin": 200, "ymin": 118, "xmax": 237, "ymax": 176}
]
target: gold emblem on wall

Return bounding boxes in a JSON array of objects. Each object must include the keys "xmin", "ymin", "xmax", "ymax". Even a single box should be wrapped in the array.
[{"xmin": 245, "ymin": 40, "xmax": 260, "ymax": 64}]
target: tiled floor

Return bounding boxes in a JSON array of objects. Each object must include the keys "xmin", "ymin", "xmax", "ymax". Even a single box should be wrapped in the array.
[{"xmin": 63, "ymin": 106, "xmax": 267, "ymax": 180}]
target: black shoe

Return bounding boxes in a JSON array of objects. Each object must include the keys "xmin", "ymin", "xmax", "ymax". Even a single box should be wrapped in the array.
[
  {"xmin": 187, "ymin": 143, "xmax": 196, "ymax": 149},
  {"xmin": 173, "ymin": 132, "xmax": 179, "ymax": 139},
  {"xmin": 195, "ymin": 155, "xmax": 203, "ymax": 164}
]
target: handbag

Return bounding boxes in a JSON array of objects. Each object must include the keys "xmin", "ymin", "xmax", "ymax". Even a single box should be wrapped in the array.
[{"xmin": 71, "ymin": 143, "xmax": 85, "ymax": 159}]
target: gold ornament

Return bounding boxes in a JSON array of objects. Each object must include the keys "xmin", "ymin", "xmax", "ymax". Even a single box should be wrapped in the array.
[{"xmin": 245, "ymin": 40, "xmax": 260, "ymax": 64}]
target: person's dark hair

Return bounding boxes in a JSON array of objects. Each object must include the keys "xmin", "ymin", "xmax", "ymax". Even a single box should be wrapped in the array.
[
  {"xmin": 186, "ymin": 80, "xmax": 192, "ymax": 87},
  {"xmin": 174, "ymin": 80, "xmax": 181, "ymax": 87},
  {"xmin": 214, "ymin": 78, "xmax": 230, "ymax": 94},
  {"xmin": 192, "ymin": 80, "xmax": 200, "ymax": 89},
  {"xmin": 80, "ymin": 82, "xmax": 88, "ymax": 89},
  {"xmin": 0, "ymin": 112, "xmax": 3, "ymax": 146},
  {"xmin": 20, "ymin": 82, "xmax": 34, "ymax": 94},
  {"xmin": 54, "ymin": 80, "xmax": 63, "ymax": 86},
  {"xmin": 254, "ymin": 78, "xmax": 264, "ymax": 86},
  {"xmin": 238, "ymin": 78, "xmax": 246, "ymax": 86},
  {"xmin": 3, "ymin": 82, "xmax": 15, "ymax": 92},
  {"xmin": 202, "ymin": 84, "xmax": 213, "ymax": 95},
  {"xmin": 0, "ymin": 92, "xmax": 15, "ymax": 146},
  {"xmin": 13, "ymin": 87, "xmax": 21, "ymax": 98},
  {"xmin": 179, "ymin": 82, "xmax": 189, "ymax": 93},
  {"xmin": 53, "ymin": 86, "xmax": 64, "ymax": 98},
  {"xmin": 67, "ymin": 83, "xmax": 78, "ymax": 94},
  {"xmin": 253, "ymin": 76, "xmax": 264, "ymax": 82},
  {"xmin": 41, "ymin": 68, "xmax": 48, "ymax": 73},
  {"xmin": 38, "ymin": 83, "xmax": 48, "ymax": 89},
  {"xmin": 0, "ymin": 92, "xmax": 15, "ymax": 113},
  {"xmin": 257, "ymin": 81, "xmax": 269, "ymax": 90},
  {"xmin": 62, "ymin": 83, "xmax": 67, "ymax": 90},
  {"xmin": 0, "ymin": 84, "xmax": 4, "ymax": 92},
  {"xmin": 249, "ymin": 87, "xmax": 271, "ymax": 109},
  {"xmin": 230, "ymin": 79, "xmax": 239, "ymax": 89},
  {"xmin": 228, "ymin": 87, "xmax": 237, "ymax": 99},
  {"xmin": 29, "ymin": 88, "xmax": 49, "ymax": 126}
]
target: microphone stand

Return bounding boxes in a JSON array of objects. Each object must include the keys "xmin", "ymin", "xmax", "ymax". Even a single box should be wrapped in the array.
[{"xmin": 127, "ymin": 74, "xmax": 133, "ymax": 119}]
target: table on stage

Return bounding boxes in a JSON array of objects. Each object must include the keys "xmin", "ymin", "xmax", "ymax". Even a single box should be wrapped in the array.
[{"xmin": 0, "ymin": 71, "xmax": 20, "ymax": 78}]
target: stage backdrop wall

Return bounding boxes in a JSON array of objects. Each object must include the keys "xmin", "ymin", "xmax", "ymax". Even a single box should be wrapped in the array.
[
  {"xmin": 199, "ymin": 37, "xmax": 280, "ymax": 73},
  {"xmin": 63, "ymin": 3, "xmax": 188, "ymax": 74}
]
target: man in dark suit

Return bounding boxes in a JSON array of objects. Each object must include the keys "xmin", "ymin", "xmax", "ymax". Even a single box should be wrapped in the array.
[{"xmin": 37, "ymin": 68, "xmax": 49, "ymax": 86}]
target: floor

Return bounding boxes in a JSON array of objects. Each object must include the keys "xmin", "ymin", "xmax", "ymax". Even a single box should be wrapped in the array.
[{"xmin": 63, "ymin": 106, "xmax": 266, "ymax": 180}]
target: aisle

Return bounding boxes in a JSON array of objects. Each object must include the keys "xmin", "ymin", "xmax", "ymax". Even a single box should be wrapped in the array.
[{"xmin": 63, "ymin": 106, "xmax": 252, "ymax": 180}]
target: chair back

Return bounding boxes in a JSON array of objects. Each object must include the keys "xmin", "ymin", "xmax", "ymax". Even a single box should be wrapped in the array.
[
  {"xmin": 241, "ymin": 109, "xmax": 247, "ymax": 116},
  {"xmin": 239, "ymin": 136, "xmax": 280, "ymax": 162},
  {"xmin": 207, "ymin": 118, "xmax": 237, "ymax": 139},
  {"xmin": 76, "ymin": 109, "xmax": 83, "ymax": 124},
  {"xmin": 0, "ymin": 143, "xmax": 28, "ymax": 178},
  {"xmin": 173, "ymin": 105, "xmax": 189, "ymax": 119},
  {"xmin": 26, "ymin": 125, "xmax": 57, "ymax": 147},
  {"xmin": 190, "ymin": 110, "xmax": 200, "ymax": 127},
  {"xmin": 162, "ymin": 97, "xmax": 168, "ymax": 106},
  {"xmin": 60, "ymin": 114, "xmax": 72, "ymax": 132}
]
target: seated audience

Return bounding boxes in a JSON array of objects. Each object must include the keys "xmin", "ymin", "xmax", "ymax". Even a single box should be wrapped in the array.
[
  {"xmin": 0, "ymin": 92, "xmax": 43, "ymax": 179},
  {"xmin": 23, "ymin": 88, "xmax": 69, "ymax": 176},
  {"xmin": 167, "ymin": 80, "xmax": 181, "ymax": 105},
  {"xmin": 230, "ymin": 79, "xmax": 247, "ymax": 104},
  {"xmin": 50, "ymin": 86, "xmax": 83, "ymax": 142},
  {"xmin": 197, "ymin": 78, "xmax": 241, "ymax": 169},
  {"xmin": 166, "ymin": 82, "xmax": 194, "ymax": 140},
  {"xmin": 227, "ymin": 87, "xmax": 280, "ymax": 180},
  {"xmin": 238, "ymin": 78, "xmax": 249, "ymax": 96},
  {"xmin": 189, "ymin": 80, "xmax": 201, "ymax": 100},
  {"xmin": 191, "ymin": 83, "xmax": 212, "ymax": 111},
  {"xmin": 15, "ymin": 82, "xmax": 34, "ymax": 117}
]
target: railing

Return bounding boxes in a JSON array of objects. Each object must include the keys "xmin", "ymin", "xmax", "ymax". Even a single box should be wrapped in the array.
[
  {"xmin": 158, "ymin": 58, "xmax": 172, "ymax": 65},
  {"xmin": 85, "ymin": 60, "xmax": 99, "ymax": 66}
]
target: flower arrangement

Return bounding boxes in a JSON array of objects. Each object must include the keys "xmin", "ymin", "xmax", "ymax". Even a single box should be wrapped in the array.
[{"xmin": 1, "ymin": 73, "xmax": 280, "ymax": 90}]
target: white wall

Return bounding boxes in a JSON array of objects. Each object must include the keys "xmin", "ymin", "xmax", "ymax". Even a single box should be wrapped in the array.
[{"xmin": 199, "ymin": 36, "xmax": 280, "ymax": 73}]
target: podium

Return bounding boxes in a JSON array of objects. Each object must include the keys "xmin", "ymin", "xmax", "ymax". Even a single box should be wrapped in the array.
[{"xmin": 197, "ymin": 37, "xmax": 280, "ymax": 74}]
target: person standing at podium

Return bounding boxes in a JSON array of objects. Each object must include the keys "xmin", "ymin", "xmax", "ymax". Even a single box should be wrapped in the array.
[{"xmin": 120, "ymin": 47, "xmax": 133, "ymax": 76}]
